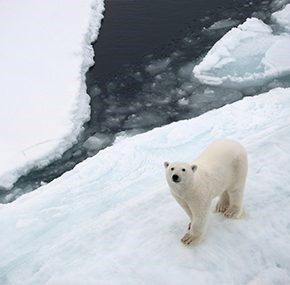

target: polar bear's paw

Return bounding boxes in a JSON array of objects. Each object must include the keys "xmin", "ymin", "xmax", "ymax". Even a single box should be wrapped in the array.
[
  {"xmin": 181, "ymin": 233, "xmax": 202, "ymax": 245},
  {"xmin": 224, "ymin": 206, "xmax": 242, "ymax": 219},
  {"xmin": 215, "ymin": 200, "xmax": 229, "ymax": 213}
]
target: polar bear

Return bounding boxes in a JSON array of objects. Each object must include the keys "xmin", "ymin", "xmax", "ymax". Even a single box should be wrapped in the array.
[{"xmin": 164, "ymin": 139, "xmax": 247, "ymax": 245}]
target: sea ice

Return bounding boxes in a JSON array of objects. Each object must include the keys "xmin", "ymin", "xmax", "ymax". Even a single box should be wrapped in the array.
[
  {"xmin": 0, "ymin": 0, "xmax": 105, "ymax": 189},
  {"xmin": 0, "ymin": 87, "xmax": 290, "ymax": 284},
  {"xmin": 193, "ymin": 15, "xmax": 290, "ymax": 88}
]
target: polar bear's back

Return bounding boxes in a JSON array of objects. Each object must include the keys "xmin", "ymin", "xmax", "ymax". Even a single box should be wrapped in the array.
[{"xmin": 194, "ymin": 139, "xmax": 247, "ymax": 179}]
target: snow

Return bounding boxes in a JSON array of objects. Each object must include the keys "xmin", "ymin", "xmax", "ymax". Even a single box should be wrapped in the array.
[
  {"xmin": 247, "ymin": 268, "xmax": 290, "ymax": 285},
  {"xmin": 193, "ymin": 14, "xmax": 290, "ymax": 88},
  {"xmin": 1, "ymin": 87, "xmax": 290, "ymax": 284},
  {"xmin": 272, "ymin": 4, "xmax": 290, "ymax": 31},
  {"xmin": 0, "ymin": 0, "xmax": 105, "ymax": 189}
]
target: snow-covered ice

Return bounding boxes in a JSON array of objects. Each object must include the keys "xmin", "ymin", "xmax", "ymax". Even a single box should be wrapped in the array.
[
  {"xmin": 0, "ymin": 87, "xmax": 290, "ymax": 284},
  {"xmin": 0, "ymin": 0, "xmax": 104, "ymax": 189},
  {"xmin": 193, "ymin": 9, "xmax": 290, "ymax": 88}
]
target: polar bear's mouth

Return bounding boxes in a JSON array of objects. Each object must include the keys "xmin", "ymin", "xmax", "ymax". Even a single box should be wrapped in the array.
[{"xmin": 172, "ymin": 174, "xmax": 181, "ymax": 183}]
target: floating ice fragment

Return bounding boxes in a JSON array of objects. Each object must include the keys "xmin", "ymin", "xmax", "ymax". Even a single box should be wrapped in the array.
[
  {"xmin": 178, "ymin": 98, "xmax": 189, "ymax": 106},
  {"xmin": 207, "ymin": 18, "xmax": 240, "ymax": 30},
  {"xmin": 145, "ymin": 58, "xmax": 171, "ymax": 75},
  {"xmin": 178, "ymin": 62, "xmax": 196, "ymax": 80},
  {"xmin": 83, "ymin": 133, "xmax": 112, "ymax": 155},
  {"xmin": 124, "ymin": 111, "xmax": 166, "ymax": 129},
  {"xmin": 193, "ymin": 18, "xmax": 290, "ymax": 88},
  {"xmin": 270, "ymin": 0, "xmax": 290, "ymax": 12},
  {"xmin": 90, "ymin": 85, "xmax": 102, "ymax": 97}
]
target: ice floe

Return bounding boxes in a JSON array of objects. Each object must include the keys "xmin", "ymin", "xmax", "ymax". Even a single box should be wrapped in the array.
[
  {"xmin": 0, "ymin": 0, "xmax": 105, "ymax": 189},
  {"xmin": 193, "ymin": 11, "xmax": 290, "ymax": 88}
]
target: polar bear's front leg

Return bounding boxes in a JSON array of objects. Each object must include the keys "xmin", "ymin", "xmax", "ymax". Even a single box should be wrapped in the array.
[
  {"xmin": 181, "ymin": 222, "xmax": 205, "ymax": 245},
  {"xmin": 173, "ymin": 195, "xmax": 192, "ymax": 219},
  {"xmin": 181, "ymin": 205, "xmax": 210, "ymax": 245}
]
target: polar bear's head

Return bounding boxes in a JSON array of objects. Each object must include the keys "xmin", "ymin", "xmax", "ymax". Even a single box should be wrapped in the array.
[{"xmin": 164, "ymin": 161, "xmax": 197, "ymax": 189}]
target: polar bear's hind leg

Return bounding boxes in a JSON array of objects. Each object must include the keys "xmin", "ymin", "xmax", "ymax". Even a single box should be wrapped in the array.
[
  {"xmin": 215, "ymin": 191, "xmax": 230, "ymax": 213},
  {"xmin": 224, "ymin": 153, "xmax": 247, "ymax": 219},
  {"xmin": 224, "ymin": 187, "xmax": 244, "ymax": 218}
]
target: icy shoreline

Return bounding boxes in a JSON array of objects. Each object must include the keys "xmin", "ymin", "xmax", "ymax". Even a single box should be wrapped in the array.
[{"xmin": 0, "ymin": 0, "xmax": 105, "ymax": 190}]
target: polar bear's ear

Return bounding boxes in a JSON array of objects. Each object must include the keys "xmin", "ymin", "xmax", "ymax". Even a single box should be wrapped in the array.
[
  {"xmin": 191, "ymin": 164, "xmax": 198, "ymax": 172},
  {"xmin": 164, "ymin": 161, "xmax": 169, "ymax": 168}
]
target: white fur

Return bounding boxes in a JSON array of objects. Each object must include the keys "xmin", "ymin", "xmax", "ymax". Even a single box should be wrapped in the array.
[{"xmin": 164, "ymin": 139, "xmax": 248, "ymax": 245}]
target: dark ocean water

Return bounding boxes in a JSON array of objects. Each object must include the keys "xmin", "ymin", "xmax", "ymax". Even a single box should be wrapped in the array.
[{"xmin": 0, "ymin": 0, "xmax": 281, "ymax": 203}]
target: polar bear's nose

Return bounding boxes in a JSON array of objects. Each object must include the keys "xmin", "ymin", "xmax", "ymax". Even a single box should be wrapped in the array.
[{"xmin": 172, "ymin": 174, "xmax": 180, "ymax": 183}]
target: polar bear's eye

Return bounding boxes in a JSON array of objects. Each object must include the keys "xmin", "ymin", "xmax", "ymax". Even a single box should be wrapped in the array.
[
  {"xmin": 171, "ymin": 167, "xmax": 174, "ymax": 171},
  {"xmin": 182, "ymin": 168, "xmax": 186, "ymax": 172}
]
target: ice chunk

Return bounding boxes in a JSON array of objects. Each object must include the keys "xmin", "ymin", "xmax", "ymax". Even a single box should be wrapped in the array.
[
  {"xmin": 207, "ymin": 18, "xmax": 240, "ymax": 30},
  {"xmin": 270, "ymin": 0, "xmax": 290, "ymax": 12},
  {"xmin": 193, "ymin": 18, "xmax": 290, "ymax": 88},
  {"xmin": 145, "ymin": 58, "xmax": 171, "ymax": 75},
  {"xmin": 272, "ymin": 4, "xmax": 290, "ymax": 31},
  {"xmin": 124, "ymin": 111, "xmax": 166, "ymax": 129},
  {"xmin": 178, "ymin": 62, "xmax": 196, "ymax": 80},
  {"xmin": 89, "ymin": 85, "xmax": 102, "ymax": 97},
  {"xmin": 83, "ymin": 133, "xmax": 112, "ymax": 155},
  {"xmin": 178, "ymin": 97, "xmax": 189, "ymax": 106}
]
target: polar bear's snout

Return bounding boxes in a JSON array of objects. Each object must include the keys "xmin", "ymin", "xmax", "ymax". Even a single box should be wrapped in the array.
[{"xmin": 172, "ymin": 174, "xmax": 181, "ymax": 183}]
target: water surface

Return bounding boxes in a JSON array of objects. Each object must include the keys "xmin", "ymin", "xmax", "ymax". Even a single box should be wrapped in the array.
[{"xmin": 1, "ymin": 0, "xmax": 280, "ymax": 203}]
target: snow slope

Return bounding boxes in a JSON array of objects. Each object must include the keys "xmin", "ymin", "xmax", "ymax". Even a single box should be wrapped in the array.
[
  {"xmin": 0, "ymin": 0, "xmax": 104, "ymax": 189},
  {"xmin": 0, "ymin": 88, "xmax": 290, "ymax": 285},
  {"xmin": 193, "ymin": 6, "xmax": 290, "ymax": 88}
]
